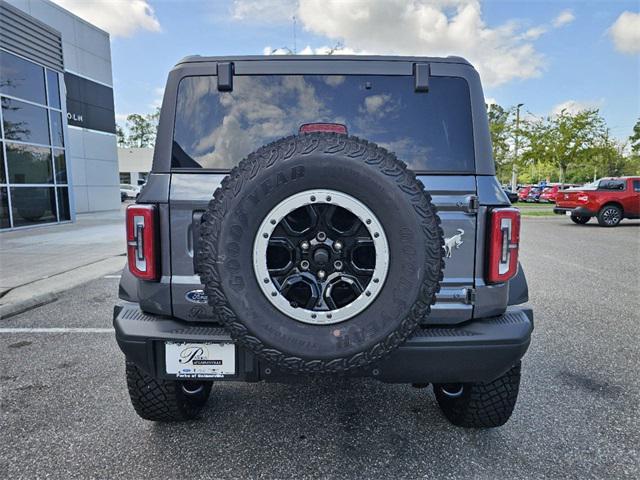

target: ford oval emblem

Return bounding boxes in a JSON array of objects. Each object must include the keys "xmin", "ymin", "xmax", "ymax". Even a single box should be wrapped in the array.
[{"xmin": 185, "ymin": 289, "xmax": 208, "ymax": 304}]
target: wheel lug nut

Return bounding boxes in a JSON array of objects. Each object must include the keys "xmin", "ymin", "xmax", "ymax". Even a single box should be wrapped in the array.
[
  {"xmin": 300, "ymin": 260, "xmax": 310, "ymax": 270},
  {"xmin": 301, "ymin": 241, "xmax": 310, "ymax": 250},
  {"xmin": 316, "ymin": 231, "xmax": 327, "ymax": 241},
  {"xmin": 318, "ymin": 270, "xmax": 326, "ymax": 280},
  {"xmin": 334, "ymin": 240, "xmax": 343, "ymax": 251},
  {"xmin": 334, "ymin": 260, "xmax": 343, "ymax": 271}
]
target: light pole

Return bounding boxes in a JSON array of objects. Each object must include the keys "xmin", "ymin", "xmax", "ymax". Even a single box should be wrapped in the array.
[{"xmin": 511, "ymin": 103, "xmax": 524, "ymax": 192}]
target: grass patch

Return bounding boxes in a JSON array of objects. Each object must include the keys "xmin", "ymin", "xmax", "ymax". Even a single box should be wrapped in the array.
[
  {"xmin": 515, "ymin": 202, "xmax": 554, "ymax": 208},
  {"xmin": 520, "ymin": 209, "xmax": 557, "ymax": 217}
]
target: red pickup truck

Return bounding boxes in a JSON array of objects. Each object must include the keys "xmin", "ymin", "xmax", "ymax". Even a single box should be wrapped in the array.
[
  {"xmin": 554, "ymin": 177, "xmax": 640, "ymax": 226},
  {"xmin": 539, "ymin": 184, "xmax": 579, "ymax": 203}
]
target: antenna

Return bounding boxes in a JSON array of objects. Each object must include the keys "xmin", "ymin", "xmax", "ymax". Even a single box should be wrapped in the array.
[{"xmin": 293, "ymin": 15, "xmax": 297, "ymax": 54}]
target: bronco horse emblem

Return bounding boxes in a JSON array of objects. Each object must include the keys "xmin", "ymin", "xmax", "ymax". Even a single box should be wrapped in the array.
[{"xmin": 443, "ymin": 229, "xmax": 465, "ymax": 258}]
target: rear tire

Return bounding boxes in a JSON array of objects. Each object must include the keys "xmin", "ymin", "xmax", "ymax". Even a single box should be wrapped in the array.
[
  {"xmin": 570, "ymin": 215, "xmax": 590, "ymax": 224},
  {"xmin": 434, "ymin": 362, "xmax": 521, "ymax": 428},
  {"xmin": 597, "ymin": 205, "xmax": 622, "ymax": 227},
  {"xmin": 125, "ymin": 361, "xmax": 212, "ymax": 421}
]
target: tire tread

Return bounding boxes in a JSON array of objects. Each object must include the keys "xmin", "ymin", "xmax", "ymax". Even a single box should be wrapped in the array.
[
  {"xmin": 197, "ymin": 133, "xmax": 444, "ymax": 374},
  {"xmin": 434, "ymin": 362, "xmax": 521, "ymax": 428},
  {"xmin": 125, "ymin": 361, "xmax": 210, "ymax": 421}
]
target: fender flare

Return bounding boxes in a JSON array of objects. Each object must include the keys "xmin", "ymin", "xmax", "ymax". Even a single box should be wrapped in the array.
[{"xmin": 507, "ymin": 262, "xmax": 529, "ymax": 306}]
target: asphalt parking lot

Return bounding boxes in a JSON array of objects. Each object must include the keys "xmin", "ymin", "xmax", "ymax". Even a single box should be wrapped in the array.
[{"xmin": 1, "ymin": 217, "xmax": 639, "ymax": 479}]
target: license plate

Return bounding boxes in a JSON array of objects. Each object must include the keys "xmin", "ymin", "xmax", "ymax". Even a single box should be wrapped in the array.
[
  {"xmin": 565, "ymin": 211, "xmax": 572, "ymax": 216},
  {"xmin": 165, "ymin": 342, "xmax": 235, "ymax": 378}
]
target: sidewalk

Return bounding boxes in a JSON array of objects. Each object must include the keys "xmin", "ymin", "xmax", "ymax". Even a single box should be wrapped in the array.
[{"xmin": 0, "ymin": 208, "xmax": 127, "ymax": 318}]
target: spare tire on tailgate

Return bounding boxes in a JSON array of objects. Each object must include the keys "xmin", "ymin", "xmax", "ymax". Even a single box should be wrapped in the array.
[{"xmin": 197, "ymin": 132, "xmax": 444, "ymax": 374}]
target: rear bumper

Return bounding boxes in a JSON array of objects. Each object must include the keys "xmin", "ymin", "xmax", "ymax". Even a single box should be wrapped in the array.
[
  {"xmin": 114, "ymin": 304, "xmax": 533, "ymax": 384},
  {"xmin": 553, "ymin": 206, "xmax": 596, "ymax": 217}
]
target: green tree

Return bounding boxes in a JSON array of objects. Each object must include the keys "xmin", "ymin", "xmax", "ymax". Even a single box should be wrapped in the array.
[
  {"xmin": 116, "ymin": 123, "xmax": 127, "ymax": 147},
  {"xmin": 487, "ymin": 103, "xmax": 512, "ymax": 183},
  {"xmin": 126, "ymin": 113, "xmax": 154, "ymax": 147},
  {"xmin": 629, "ymin": 118, "xmax": 640, "ymax": 155},
  {"xmin": 146, "ymin": 107, "xmax": 160, "ymax": 147},
  {"xmin": 521, "ymin": 109, "xmax": 606, "ymax": 183}
]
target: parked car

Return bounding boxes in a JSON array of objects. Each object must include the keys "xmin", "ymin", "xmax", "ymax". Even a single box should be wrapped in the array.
[
  {"xmin": 539, "ymin": 184, "xmax": 578, "ymax": 203},
  {"xmin": 503, "ymin": 188, "xmax": 518, "ymax": 203},
  {"xmin": 120, "ymin": 184, "xmax": 140, "ymax": 199},
  {"xmin": 525, "ymin": 187, "xmax": 543, "ymax": 202},
  {"xmin": 114, "ymin": 54, "xmax": 533, "ymax": 429},
  {"xmin": 517, "ymin": 185, "xmax": 533, "ymax": 202},
  {"xmin": 554, "ymin": 177, "xmax": 640, "ymax": 226}
]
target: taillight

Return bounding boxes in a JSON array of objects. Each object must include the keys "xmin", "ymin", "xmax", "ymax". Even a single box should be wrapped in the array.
[
  {"xmin": 126, "ymin": 204, "xmax": 158, "ymax": 281},
  {"xmin": 487, "ymin": 208, "xmax": 520, "ymax": 284},
  {"xmin": 299, "ymin": 123, "xmax": 347, "ymax": 134}
]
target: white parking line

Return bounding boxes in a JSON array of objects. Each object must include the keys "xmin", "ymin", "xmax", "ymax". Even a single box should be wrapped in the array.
[
  {"xmin": 104, "ymin": 275, "xmax": 121, "ymax": 279},
  {"xmin": 0, "ymin": 328, "xmax": 114, "ymax": 333}
]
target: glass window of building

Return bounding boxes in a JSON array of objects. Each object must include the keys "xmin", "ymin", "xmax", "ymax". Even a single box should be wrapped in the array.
[
  {"xmin": 0, "ymin": 50, "xmax": 70, "ymax": 229},
  {"xmin": 46, "ymin": 69, "xmax": 61, "ymax": 109},
  {"xmin": 0, "ymin": 50, "xmax": 47, "ymax": 105},
  {"xmin": 2, "ymin": 98, "xmax": 51, "ymax": 145}
]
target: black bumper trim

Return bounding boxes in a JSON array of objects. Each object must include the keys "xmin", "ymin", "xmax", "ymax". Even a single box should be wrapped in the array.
[
  {"xmin": 553, "ymin": 206, "xmax": 595, "ymax": 217},
  {"xmin": 113, "ymin": 304, "xmax": 533, "ymax": 384}
]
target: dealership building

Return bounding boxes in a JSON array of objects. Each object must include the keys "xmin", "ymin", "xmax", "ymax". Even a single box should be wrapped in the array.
[
  {"xmin": 118, "ymin": 147, "xmax": 153, "ymax": 187},
  {"xmin": 0, "ymin": 0, "xmax": 119, "ymax": 230}
]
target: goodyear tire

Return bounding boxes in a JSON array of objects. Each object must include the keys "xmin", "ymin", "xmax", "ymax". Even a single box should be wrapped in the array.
[{"xmin": 197, "ymin": 133, "xmax": 444, "ymax": 374}]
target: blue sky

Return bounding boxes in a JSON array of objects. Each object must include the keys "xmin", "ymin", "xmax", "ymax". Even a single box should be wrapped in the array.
[{"xmin": 55, "ymin": 0, "xmax": 640, "ymax": 142}]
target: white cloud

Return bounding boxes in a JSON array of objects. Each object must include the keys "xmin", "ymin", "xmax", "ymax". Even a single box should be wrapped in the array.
[
  {"xmin": 233, "ymin": 1, "xmax": 586, "ymax": 87},
  {"xmin": 609, "ymin": 11, "xmax": 640, "ymax": 54},
  {"xmin": 552, "ymin": 9, "xmax": 575, "ymax": 28},
  {"xmin": 150, "ymin": 87, "xmax": 165, "ymax": 109},
  {"xmin": 239, "ymin": 0, "xmax": 549, "ymax": 87},
  {"xmin": 523, "ymin": 26, "xmax": 547, "ymax": 40},
  {"xmin": 363, "ymin": 94, "xmax": 391, "ymax": 114},
  {"xmin": 51, "ymin": 0, "xmax": 161, "ymax": 37},
  {"xmin": 294, "ymin": 0, "xmax": 547, "ymax": 87},
  {"xmin": 115, "ymin": 113, "xmax": 129, "ymax": 124},
  {"xmin": 551, "ymin": 99, "xmax": 602, "ymax": 116},
  {"xmin": 231, "ymin": 0, "xmax": 297, "ymax": 23}
]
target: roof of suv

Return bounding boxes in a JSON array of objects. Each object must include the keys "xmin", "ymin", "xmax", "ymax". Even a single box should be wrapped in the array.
[{"xmin": 175, "ymin": 54, "xmax": 472, "ymax": 67}]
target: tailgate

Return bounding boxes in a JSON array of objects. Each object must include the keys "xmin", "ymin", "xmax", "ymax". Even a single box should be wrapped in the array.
[
  {"xmin": 169, "ymin": 173, "xmax": 476, "ymax": 325},
  {"xmin": 556, "ymin": 190, "xmax": 582, "ymax": 207}
]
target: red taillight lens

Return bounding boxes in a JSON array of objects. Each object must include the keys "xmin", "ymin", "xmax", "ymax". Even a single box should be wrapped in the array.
[
  {"xmin": 299, "ymin": 123, "xmax": 347, "ymax": 134},
  {"xmin": 487, "ymin": 208, "xmax": 520, "ymax": 284},
  {"xmin": 126, "ymin": 204, "xmax": 158, "ymax": 281}
]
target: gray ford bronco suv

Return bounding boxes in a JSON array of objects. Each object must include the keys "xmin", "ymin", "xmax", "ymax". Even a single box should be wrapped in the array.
[{"xmin": 114, "ymin": 55, "xmax": 532, "ymax": 428}]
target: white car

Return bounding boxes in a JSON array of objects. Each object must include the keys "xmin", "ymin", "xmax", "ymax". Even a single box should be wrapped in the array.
[{"xmin": 120, "ymin": 184, "xmax": 141, "ymax": 200}]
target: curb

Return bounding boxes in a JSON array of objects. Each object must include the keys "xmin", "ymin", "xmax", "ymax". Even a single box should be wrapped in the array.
[{"xmin": 0, "ymin": 256, "xmax": 126, "ymax": 319}]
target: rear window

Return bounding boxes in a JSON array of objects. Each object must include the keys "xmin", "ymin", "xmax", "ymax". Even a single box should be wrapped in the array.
[
  {"xmin": 172, "ymin": 75, "xmax": 474, "ymax": 173},
  {"xmin": 598, "ymin": 180, "xmax": 625, "ymax": 191}
]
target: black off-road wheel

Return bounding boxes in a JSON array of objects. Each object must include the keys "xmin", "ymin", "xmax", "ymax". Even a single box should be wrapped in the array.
[
  {"xmin": 125, "ymin": 362, "xmax": 212, "ymax": 421},
  {"xmin": 434, "ymin": 362, "xmax": 521, "ymax": 428},
  {"xmin": 597, "ymin": 204, "xmax": 622, "ymax": 227},
  {"xmin": 197, "ymin": 133, "xmax": 444, "ymax": 374},
  {"xmin": 570, "ymin": 215, "xmax": 590, "ymax": 225}
]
